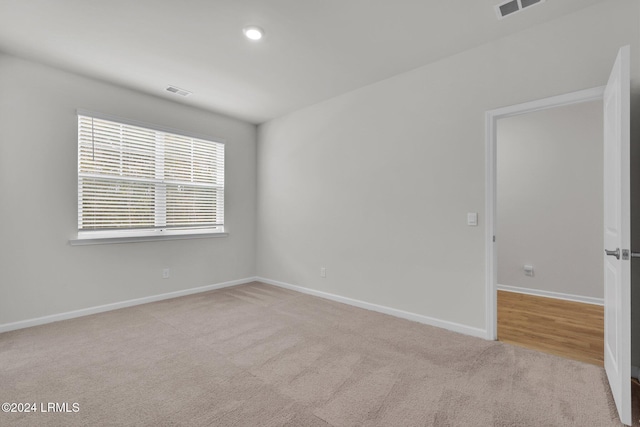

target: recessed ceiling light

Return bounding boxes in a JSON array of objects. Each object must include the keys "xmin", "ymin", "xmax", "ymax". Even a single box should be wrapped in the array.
[{"xmin": 243, "ymin": 26, "xmax": 264, "ymax": 41}]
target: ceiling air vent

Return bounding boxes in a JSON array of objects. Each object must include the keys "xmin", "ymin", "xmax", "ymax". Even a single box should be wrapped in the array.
[
  {"xmin": 495, "ymin": 0, "xmax": 545, "ymax": 19},
  {"xmin": 520, "ymin": 0, "xmax": 542, "ymax": 7},
  {"xmin": 165, "ymin": 85, "xmax": 192, "ymax": 97}
]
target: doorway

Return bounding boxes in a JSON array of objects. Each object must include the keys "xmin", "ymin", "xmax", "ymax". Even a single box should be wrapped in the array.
[
  {"xmin": 484, "ymin": 86, "xmax": 606, "ymax": 341},
  {"xmin": 494, "ymin": 98, "xmax": 604, "ymax": 365},
  {"xmin": 485, "ymin": 46, "xmax": 632, "ymax": 426}
]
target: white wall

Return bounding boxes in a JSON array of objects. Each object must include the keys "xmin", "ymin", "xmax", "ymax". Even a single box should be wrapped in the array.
[
  {"xmin": 256, "ymin": 0, "xmax": 639, "ymax": 334},
  {"xmin": 497, "ymin": 101, "xmax": 604, "ymax": 299},
  {"xmin": 0, "ymin": 54, "xmax": 257, "ymax": 326}
]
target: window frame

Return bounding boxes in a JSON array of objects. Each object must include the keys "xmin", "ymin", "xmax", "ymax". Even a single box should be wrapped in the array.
[{"xmin": 70, "ymin": 110, "xmax": 227, "ymax": 245}]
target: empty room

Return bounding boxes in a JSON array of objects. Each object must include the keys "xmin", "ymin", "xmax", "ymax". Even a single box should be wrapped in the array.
[{"xmin": 1, "ymin": 0, "xmax": 639, "ymax": 426}]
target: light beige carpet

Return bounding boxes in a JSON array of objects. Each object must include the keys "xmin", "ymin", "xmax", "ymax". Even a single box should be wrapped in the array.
[{"xmin": 0, "ymin": 281, "xmax": 636, "ymax": 426}]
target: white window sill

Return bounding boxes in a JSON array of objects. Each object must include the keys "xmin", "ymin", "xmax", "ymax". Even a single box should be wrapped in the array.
[{"xmin": 69, "ymin": 231, "xmax": 228, "ymax": 246}]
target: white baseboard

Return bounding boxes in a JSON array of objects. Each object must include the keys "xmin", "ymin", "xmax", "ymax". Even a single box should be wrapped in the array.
[
  {"xmin": 497, "ymin": 284, "xmax": 604, "ymax": 306},
  {"xmin": 632, "ymin": 366, "xmax": 639, "ymax": 380},
  {"xmin": 256, "ymin": 277, "xmax": 487, "ymax": 339},
  {"xmin": 0, "ymin": 276, "xmax": 258, "ymax": 334}
]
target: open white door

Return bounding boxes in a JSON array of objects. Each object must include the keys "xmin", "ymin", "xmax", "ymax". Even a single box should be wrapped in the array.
[{"xmin": 603, "ymin": 45, "xmax": 631, "ymax": 426}]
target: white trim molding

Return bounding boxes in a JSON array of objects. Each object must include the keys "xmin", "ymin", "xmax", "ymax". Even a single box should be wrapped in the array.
[
  {"xmin": 69, "ymin": 231, "xmax": 228, "ymax": 246},
  {"xmin": 485, "ymin": 86, "xmax": 606, "ymax": 341},
  {"xmin": 497, "ymin": 284, "xmax": 604, "ymax": 306},
  {"xmin": 0, "ymin": 277, "xmax": 257, "ymax": 334},
  {"xmin": 257, "ymin": 277, "xmax": 487, "ymax": 339}
]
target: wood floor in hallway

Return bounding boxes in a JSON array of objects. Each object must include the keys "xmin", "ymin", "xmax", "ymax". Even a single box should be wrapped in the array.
[{"xmin": 497, "ymin": 290, "xmax": 604, "ymax": 366}]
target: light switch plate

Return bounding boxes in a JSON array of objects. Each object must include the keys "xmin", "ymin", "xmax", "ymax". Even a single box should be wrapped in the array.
[{"xmin": 467, "ymin": 212, "xmax": 478, "ymax": 226}]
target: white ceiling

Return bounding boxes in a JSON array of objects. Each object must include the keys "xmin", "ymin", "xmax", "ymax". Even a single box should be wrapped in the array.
[{"xmin": 0, "ymin": 0, "xmax": 607, "ymax": 124}]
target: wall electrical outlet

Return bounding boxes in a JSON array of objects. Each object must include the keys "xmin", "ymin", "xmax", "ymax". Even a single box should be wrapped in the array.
[
  {"xmin": 524, "ymin": 265, "xmax": 534, "ymax": 277},
  {"xmin": 162, "ymin": 268, "xmax": 170, "ymax": 279},
  {"xmin": 320, "ymin": 267, "xmax": 326, "ymax": 278}
]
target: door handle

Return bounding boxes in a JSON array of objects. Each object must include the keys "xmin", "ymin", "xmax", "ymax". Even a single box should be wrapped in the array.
[{"xmin": 605, "ymin": 248, "xmax": 620, "ymax": 260}]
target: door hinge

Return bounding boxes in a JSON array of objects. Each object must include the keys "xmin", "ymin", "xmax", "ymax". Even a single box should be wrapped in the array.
[{"xmin": 493, "ymin": 235, "xmax": 496, "ymax": 242}]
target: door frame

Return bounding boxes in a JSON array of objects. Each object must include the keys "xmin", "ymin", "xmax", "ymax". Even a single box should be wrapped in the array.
[{"xmin": 484, "ymin": 86, "xmax": 605, "ymax": 340}]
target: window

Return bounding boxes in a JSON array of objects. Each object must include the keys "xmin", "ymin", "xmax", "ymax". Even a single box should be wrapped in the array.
[{"xmin": 76, "ymin": 111, "xmax": 224, "ymax": 241}]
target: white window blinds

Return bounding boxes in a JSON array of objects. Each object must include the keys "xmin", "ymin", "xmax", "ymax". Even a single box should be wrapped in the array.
[{"xmin": 78, "ymin": 113, "xmax": 224, "ymax": 234}]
